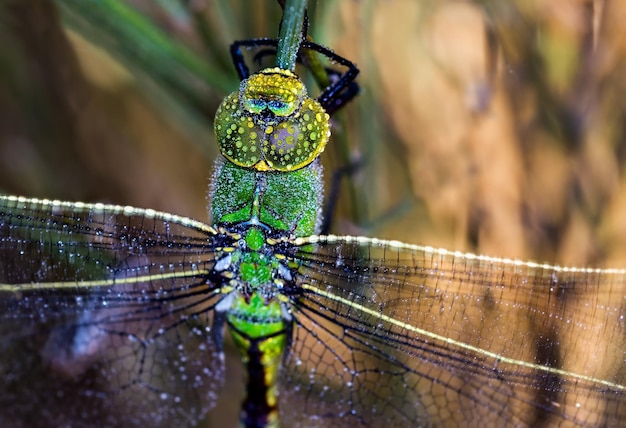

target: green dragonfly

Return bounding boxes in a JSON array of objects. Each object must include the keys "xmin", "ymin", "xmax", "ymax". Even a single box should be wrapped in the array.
[{"xmin": 2, "ymin": 12, "xmax": 626, "ymax": 428}]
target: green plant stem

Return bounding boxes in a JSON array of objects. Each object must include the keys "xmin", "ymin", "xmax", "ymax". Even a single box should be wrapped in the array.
[{"xmin": 275, "ymin": 0, "xmax": 307, "ymax": 71}]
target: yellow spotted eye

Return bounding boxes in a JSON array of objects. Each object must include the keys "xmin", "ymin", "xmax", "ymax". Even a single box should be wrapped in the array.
[
  {"xmin": 263, "ymin": 99, "xmax": 330, "ymax": 170},
  {"xmin": 214, "ymin": 67, "xmax": 331, "ymax": 172}
]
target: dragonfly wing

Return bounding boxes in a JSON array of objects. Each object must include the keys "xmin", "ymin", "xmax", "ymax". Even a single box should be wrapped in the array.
[
  {"xmin": 278, "ymin": 236, "xmax": 626, "ymax": 427},
  {"xmin": 0, "ymin": 197, "xmax": 225, "ymax": 428}
]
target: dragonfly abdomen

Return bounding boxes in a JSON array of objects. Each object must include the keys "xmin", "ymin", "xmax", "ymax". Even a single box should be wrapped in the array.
[{"xmin": 227, "ymin": 293, "xmax": 289, "ymax": 428}]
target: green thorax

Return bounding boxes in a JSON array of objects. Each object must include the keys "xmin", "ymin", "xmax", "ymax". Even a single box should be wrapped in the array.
[{"xmin": 210, "ymin": 158, "xmax": 323, "ymax": 238}]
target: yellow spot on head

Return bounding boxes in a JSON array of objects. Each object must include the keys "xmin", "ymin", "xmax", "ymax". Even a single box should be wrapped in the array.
[
  {"xmin": 240, "ymin": 68, "xmax": 307, "ymax": 118},
  {"xmin": 254, "ymin": 160, "xmax": 271, "ymax": 171}
]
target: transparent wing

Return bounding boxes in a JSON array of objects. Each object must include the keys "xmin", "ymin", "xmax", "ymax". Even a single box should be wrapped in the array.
[
  {"xmin": 279, "ymin": 235, "xmax": 626, "ymax": 427},
  {"xmin": 0, "ymin": 196, "xmax": 225, "ymax": 428}
]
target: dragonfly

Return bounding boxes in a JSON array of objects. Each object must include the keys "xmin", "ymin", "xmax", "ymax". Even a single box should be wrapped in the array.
[{"xmin": 1, "ymin": 19, "xmax": 626, "ymax": 428}]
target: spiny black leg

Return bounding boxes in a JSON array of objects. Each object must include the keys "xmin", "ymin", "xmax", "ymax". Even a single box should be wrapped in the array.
[
  {"xmin": 230, "ymin": 38, "xmax": 279, "ymax": 80},
  {"xmin": 320, "ymin": 159, "xmax": 363, "ymax": 235},
  {"xmin": 325, "ymin": 81, "xmax": 360, "ymax": 115},
  {"xmin": 320, "ymin": 68, "xmax": 360, "ymax": 116},
  {"xmin": 229, "ymin": 41, "xmax": 250, "ymax": 80},
  {"xmin": 300, "ymin": 41, "xmax": 360, "ymax": 113},
  {"xmin": 252, "ymin": 48, "xmax": 279, "ymax": 67}
]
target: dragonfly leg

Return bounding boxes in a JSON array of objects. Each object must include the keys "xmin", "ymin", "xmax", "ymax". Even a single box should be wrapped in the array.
[
  {"xmin": 229, "ymin": 38, "xmax": 279, "ymax": 80},
  {"xmin": 302, "ymin": 40, "xmax": 360, "ymax": 115},
  {"xmin": 321, "ymin": 158, "xmax": 364, "ymax": 234}
]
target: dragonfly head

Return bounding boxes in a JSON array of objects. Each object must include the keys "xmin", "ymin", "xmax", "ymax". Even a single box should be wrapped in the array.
[{"xmin": 215, "ymin": 67, "xmax": 331, "ymax": 172}]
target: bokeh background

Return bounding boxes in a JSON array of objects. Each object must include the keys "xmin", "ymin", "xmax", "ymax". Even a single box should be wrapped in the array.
[
  {"xmin": 1, "ymin": 0, "xmax": 626, "ymax": 425},
  {"xmin": 3, "ymin": 0, "xmax": 626, "ymax": 266}
]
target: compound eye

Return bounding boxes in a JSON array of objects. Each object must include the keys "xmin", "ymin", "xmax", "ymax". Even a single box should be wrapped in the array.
[
  {"xmin": 267, "ymin": 100, "xmax": 292, "ymax": 116},
  {"xmin": 263, "ymin": 98, "xmax": 330, "ymax": 171}
]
